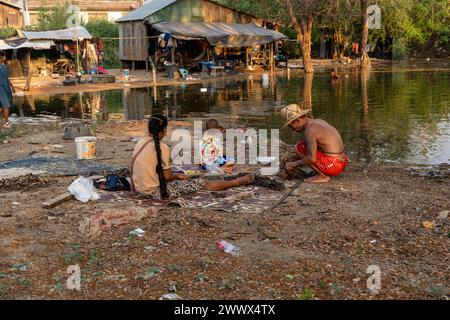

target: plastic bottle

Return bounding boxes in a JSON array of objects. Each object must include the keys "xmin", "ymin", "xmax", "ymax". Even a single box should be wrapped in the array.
[{"xmin": 216, "ymin": 240, "xmax": 240, "ymax": 257}]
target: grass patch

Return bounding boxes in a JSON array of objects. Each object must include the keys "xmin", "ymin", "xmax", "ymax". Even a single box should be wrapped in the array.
[{"xmin": 0, "ymin": 127, "xmax": 15, "ymax": 143}]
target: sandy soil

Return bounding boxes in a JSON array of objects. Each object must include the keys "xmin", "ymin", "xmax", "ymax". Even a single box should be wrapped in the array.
[{"xmin": 0, "ymin": 122, "xmax": 448, "ymax": 300}]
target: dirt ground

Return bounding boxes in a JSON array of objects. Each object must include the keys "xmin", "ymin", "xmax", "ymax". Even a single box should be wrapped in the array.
[{"xmin": 0, "ymin": 121, "xmax": 448, "ymax": 300}]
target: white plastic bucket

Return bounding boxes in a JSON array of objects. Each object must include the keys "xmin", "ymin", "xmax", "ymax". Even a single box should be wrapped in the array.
[{"xmin": 75, "ymin": 136, "xmax": 97, "ymax": 160}]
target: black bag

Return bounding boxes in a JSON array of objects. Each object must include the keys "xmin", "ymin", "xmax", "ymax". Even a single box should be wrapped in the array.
[{"xmin": 100, "ymin": 174, "xmax": 131, "ymax": 192}]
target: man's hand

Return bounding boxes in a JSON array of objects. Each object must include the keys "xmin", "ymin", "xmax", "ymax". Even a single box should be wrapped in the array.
[{"xmin": 285, "ymin": 161, "xmax": 296, "ymax": 173}]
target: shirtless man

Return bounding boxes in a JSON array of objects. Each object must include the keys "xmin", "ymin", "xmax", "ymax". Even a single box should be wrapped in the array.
[{"xmin": 281, "ymin": 104, "xmax": 348, "ymax": 183}]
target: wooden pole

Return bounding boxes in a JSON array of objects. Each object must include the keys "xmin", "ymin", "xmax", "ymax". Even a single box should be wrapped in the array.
[
  {"xmin": 76, "ymin": 38, "xmax": 80, "ymax": 73},
  {"xmin": 245, "ymin": 47, "xmax": 249, "ymax": 68},
  {"xmin": 23, "ymin": 49, "xmax": 32, "ymax": 91},
  {"xmin": 149, "ymin": 57, "xmax": 158, "ymax": 103},
  {"xmin": 269, "ymin": 43, "xmax": 274, "ymax": 74}
]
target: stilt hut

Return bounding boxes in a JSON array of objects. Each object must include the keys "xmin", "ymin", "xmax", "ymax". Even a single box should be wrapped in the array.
[{"xmin": 116, "ymin": 0, "xmax": 285, "ymax": 71}]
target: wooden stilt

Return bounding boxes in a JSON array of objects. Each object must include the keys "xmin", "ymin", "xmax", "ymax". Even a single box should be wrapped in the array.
[
  {"xmin": 24, "ymin": 49, "xmax": 32, "ymax": 91},
  {"xmin": 269, "ymin": 43, "xmax": 274, "ymax": 74},
  {"xmin": 245, "ymin": 48, "xmax": 249, "ymax": 68},
  {"xmin": 149, "ymin": 57, "xmax": 158, "ymax": 103}
]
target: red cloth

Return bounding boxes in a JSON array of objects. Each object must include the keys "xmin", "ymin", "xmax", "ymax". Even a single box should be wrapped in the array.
[{"xmin": 296, "ymin": 141, "xmax": 348, "ymax": 177}]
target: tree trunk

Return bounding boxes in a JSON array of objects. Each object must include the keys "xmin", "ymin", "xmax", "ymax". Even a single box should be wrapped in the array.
[
  {"xmin": 300, "ymin": 16, "xmax": 314, "ymax": 73},
  {"xmin": 303, "ymin": 72, "xmax": 313, "ymax": 110},
  {"xmin": 286, "ymin": 0, "xmax": 314, "ymax": 73},
  {"xmin": 360, "ymin": 0, "xmax": 370, "ymax": 66},
  {"xmin": 360, "ymin": 69, "xmax": 371, "ymax": 161}
]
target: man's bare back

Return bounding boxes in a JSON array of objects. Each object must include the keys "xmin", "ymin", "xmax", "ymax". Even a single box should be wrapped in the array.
[
  {"xmin": 305, "ymin": 119, "xmax": 346, "ymax": 161},
  {"xmin": 281, "ymin": 104, "xmax": 348, "ymax": 183}
]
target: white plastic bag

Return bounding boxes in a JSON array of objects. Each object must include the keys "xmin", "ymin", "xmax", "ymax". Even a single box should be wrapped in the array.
[{"xmin": 68, "ymin": 176, "xmax": 100, "ymax": 203}]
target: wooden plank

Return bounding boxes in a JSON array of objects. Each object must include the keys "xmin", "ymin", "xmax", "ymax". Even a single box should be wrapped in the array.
[
  {"xmin": 42, "ymin": 192, "xmax": 73, "ymax": 209},
  {"xmin": 41, "ymin": 175, "xmax": 104, "ymax": 209}
]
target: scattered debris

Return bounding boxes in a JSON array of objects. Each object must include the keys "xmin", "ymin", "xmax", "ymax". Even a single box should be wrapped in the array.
[
  {"xmin": 286, "ymin": 274, "xmax": 295, "ymax": 281},
  {"xmin": 79, "ymin": 207, "xmax": 158, "ymax": 238},
  {"xmin": 422, "ymin": 221, "xmax": 434, "ymax": 229},
  {"xmin": 144, "ymin": 267, "xmax": 161, "ymax": 280},
  {"xmin": 68, "ymin": 176, "xmax": 100, "ymax": 203},
  {"xmin": 223, "ymin": 191, "xmax": 254, "ymax": 204},
  {"xmin": 216, "ymin": 240, "xmax": 240, "ymax": 257},
  {"xmin": 63, "ymin": 126, "xmax": 92, "ymax": 140},
  {"xmin": 159, "ymin": 294, "xmax": 182, "ymax": 300},
  {"xmin": 11, "ymin": 263, "xmax": 27, "ymax": 272},
  {"xmin": 437, "ymin": 211, "xmax": 449, "ymax": 220},
  {"xmin": 407, "ymin": 165, "xmax": 450, "ymax": 179},
  {"xmin": 0, "ymin": 173, "xmax": 49, "ymax": 190},
  {"xmin": 46, "ymin": 210, "xmax": 64, "ymax": 217},
  {"xmin": 129, "ymin": 228, "xmax": 145, "ymax": 238}
]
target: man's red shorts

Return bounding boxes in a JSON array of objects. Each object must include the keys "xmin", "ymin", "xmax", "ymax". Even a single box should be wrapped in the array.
[{"xmin": 296, "ymin": 141, "xmax": 348, "ymax": 177}]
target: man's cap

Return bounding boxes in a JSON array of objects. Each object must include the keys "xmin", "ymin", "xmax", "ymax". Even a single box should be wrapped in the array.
[{"xmin": 280, "ymin": 104, "xmax": 311, "ymax": 128}]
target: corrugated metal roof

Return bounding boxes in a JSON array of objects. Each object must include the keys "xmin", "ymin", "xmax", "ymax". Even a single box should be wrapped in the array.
[
  {"xmin": 116, "ymin": 0, "xmax": 177, "ymax": 22},
  {"xmin": 0, "ymin": 39, "xmax": 55, "ymax": 50},
  {"xmin": 153, "ymin": 21, "xmax": 287, "ymax": 47},
  {"xmin": 18, "ymin": 27, "xmax": 92, "ymax": 41},
  {"xmin": 0, "ymin": 0, "xmax": 23, "ymax": 10}
]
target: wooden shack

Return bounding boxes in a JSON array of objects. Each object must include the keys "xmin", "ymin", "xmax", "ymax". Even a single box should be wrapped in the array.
[
  {"xmin": 0, "ymin": 0, "xmax": 22, "ymax": 28},
  {"xmin": 116, "ymin": 0, "xmax": 285, "ymax": 70}
]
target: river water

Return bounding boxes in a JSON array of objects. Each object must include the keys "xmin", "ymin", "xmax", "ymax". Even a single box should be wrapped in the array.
[{"xmin": 11, "ymin": 69, "xmax": 450, "ymax": 165}]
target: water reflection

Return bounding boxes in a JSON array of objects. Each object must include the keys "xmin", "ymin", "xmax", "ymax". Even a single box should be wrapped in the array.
[{"xmin": 11, "ymin": 71, "xmax": 450, "ymax": 164}]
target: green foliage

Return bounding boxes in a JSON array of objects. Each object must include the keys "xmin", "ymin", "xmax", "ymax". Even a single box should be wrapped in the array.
[
  {"xmin": 36, "ymin": 2, "xmax": 73, "ymax": 31},
  {"xmin": 217, "ymin": 0, "xmax": 281, "ymax": 20},
  {"xmin": 84, "ymin": 19, "xmax": 121, "ymax": 69},
  {"xmin": 297, "ymin": 288, "xmax": 314, "ymax": 300},
  {"xmin": 84, "ymin": 19, "xmax": 118, "ymax": 39},
  {"xmin": 0, "ymin": 27, "xmax": 16, "ymax": 39},
  {"xmin": 221, "ymin": 0, "xmax": 449, "ymax": 59},
  {"xmin": 0, "ymin": 127, "xmax": 15, "ymax": 143}
]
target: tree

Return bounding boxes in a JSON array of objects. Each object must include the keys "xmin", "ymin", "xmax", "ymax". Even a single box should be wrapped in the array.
[
  {"xmin": 284, "ymin": 0, "xmax": 336, "ymax": 73},
  {"xmin": 36, "ymin": 2, "xmax": 73, "ymax": 31},
  {"xmin": 217, "ymin": 0, "xmax": 280, "ymax": 21},
  {"xmin": 360, "ymin": 0, "xmax": 370, "ymax": 66}
]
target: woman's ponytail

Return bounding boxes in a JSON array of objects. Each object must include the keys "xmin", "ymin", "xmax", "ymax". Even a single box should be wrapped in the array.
[{"xmin": 148, "ymin": 114, "xmax": 169, "ymax": 199}]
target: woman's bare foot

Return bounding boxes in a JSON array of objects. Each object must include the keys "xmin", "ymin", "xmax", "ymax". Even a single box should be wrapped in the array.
[
  {"xmin": 304, "ymin": 174, "xmax": 330, "ymax": 184},
  {"xmin": 237, "ymin": 174, "xmax": 256, "ymax": 186}
]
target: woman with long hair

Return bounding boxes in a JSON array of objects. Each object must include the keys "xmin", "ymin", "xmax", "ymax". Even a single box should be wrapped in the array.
[
  {"xmin": 0, "ymin": 51, "xmax": 15, "ymax": 128},
  {"xmin": 131, "ymin": 114, "xmax": 255, "ymax": 200}
]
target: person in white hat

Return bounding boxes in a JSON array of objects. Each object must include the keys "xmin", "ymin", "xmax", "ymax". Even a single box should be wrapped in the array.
[{"xmin": 281, "ymin": 104, "xmax": 348, "ymax": 183}]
